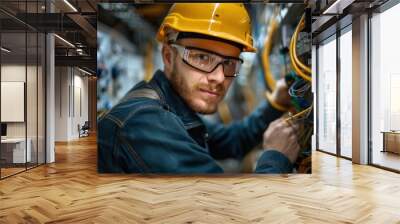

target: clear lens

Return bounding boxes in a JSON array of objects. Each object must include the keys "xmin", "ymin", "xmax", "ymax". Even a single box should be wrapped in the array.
[
  {"xmin": 172, "ymin": 44, "xmax": 242, "ymax": 77},
  {"xmin": 222, "ymin": 59, "xmax": 241, "ymax": 77},
  {"xmin": 185, "ymin": 49, "xmax": 219, "ymax": 72}
]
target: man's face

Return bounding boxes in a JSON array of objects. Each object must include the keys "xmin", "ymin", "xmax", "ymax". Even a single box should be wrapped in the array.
[{"xmin": 164, "ymin": 38, "xmax": 241, "ymax": 114}]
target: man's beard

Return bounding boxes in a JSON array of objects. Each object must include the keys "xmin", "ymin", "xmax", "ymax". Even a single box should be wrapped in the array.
[{"xmin": 168, "ymin": 66, "xmax": 225, "ymax": 114}]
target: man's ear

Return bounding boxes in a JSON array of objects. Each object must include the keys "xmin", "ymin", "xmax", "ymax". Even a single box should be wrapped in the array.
[{"xmin": 162, "ymin": 44, "xmax": 174, "ymax": 76}]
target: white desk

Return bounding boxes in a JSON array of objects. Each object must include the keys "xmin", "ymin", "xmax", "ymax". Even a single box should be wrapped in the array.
[{"xmin": 1, "ymin": 138, "xmax": 31, "ymax": 163}]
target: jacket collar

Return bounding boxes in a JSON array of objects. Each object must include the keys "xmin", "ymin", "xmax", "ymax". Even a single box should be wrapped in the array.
[{"xmin": 148, "ymin": 70, "xmax": 204, "ymax": 129}]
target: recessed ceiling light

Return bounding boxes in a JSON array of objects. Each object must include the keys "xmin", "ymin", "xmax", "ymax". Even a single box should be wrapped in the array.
[
  {"xmin": 78, "ymin": 67, "xmax": 93, "ymax": 76},
  {"xmin": 63, "ymin": 0, "xmax": 78, "ymax": 12},
  {"xmin": 323, "ymin": 0, "xmax": 354, "ymax": 15},
  {"xmin": 54, "ymin": 34, "xmax": 75, "ymax": 48},
  {"xmin": 1, "ymin": 47, "xmax": 11, "ymax": 53}
]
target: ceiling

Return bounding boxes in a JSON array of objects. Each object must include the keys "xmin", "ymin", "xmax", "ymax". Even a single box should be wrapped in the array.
[
  {"xmin": 0, "ymin": 1, "xmax": 173, "ymax": 73},
  {"xmin": 0, "ymin": 0, "xmax": 99, "ymax": 72}
]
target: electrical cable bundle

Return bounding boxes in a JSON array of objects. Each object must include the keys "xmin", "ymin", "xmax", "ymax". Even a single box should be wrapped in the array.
[
  {"xmin": 289, "ymin": 14, "xmax": 312, "ymax": 82},
  {"xmin": 288, "ymin": 77, "xmax": 312, "ymax": 112},
  {"xmin": 288, "ymin": 79, "xmax": 310, "ymax": 98},
  {"xmin": 285, "ymin": 104, "xmax": 313, "ymax": 173}
]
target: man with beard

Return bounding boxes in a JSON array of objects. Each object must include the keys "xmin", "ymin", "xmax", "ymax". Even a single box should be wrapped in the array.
[{"xmin": 98, "ymin": 3, "xmax": 301, "ymax": 173}]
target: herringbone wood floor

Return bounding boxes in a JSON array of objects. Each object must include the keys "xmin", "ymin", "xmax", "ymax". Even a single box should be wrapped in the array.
[{"xmin": 1, "ymin": 135, "xmax": 400, "ymax": 223}]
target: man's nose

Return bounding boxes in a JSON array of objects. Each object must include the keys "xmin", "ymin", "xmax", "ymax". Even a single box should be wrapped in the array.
[{"xmin": 207, "ymin": 64, "xmax": 225, "ymax": 84}]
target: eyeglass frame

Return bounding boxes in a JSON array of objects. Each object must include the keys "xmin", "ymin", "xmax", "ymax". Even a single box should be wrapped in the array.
[{"xmin": 169, "ymin": 43, "xmax": 244, "ymax": 78}]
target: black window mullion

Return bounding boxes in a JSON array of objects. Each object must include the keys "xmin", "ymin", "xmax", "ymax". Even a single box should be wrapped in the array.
[
  {"xmin": 25, "ymin": 0, "xmax": 28, "ymax": 171},
  {"xmin": 336, "ymin": 28, "xmax": 341, "ymax": 157},
  {"xmin": 36, "ymin": 0, "xmax": 39, "ymax": 168},
  {"xmin": 315, "ymin": 44, "xmax": 320, "ymax": 151},
  {"xmin": 367, "ymin": 12, "xmax": 373, "ymax": 165}
]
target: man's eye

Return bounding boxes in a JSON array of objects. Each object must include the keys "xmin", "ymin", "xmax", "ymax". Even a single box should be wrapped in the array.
[
  {"xmin": 196, "ymin": 54, "xmax": 209, "ymax": 62},
  {"xmin": 223, "ymin": 60, "xmax": 234, "ymax": 66}
]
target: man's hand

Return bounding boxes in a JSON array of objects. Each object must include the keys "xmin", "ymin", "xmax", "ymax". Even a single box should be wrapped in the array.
[
  {"xmin": 262, "ymin": 118, "xmax": 301, "ymax": 163},
  {"xmin": 271, "ymin": 79, "xmax": 292, "ymax": 109}
]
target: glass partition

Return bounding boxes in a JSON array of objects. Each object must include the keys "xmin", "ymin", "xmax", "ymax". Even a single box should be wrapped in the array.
[
  {"xmin": 38, "ymin": 32, "xmax": 45, "ymax": 165},
  {"xmin": 27, "ymin": 31, "xmax": 38, "ymax": 169},
  {"xmin": 1, "ymin": 30, "xmax": 28, "ymax": 177},
  {"xmin": 0, "ymin": 1, "xmax": 46, "ymax": 179}
]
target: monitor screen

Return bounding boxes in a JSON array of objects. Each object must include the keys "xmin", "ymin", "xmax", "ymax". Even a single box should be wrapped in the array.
[{"xmin": 1, "ymin": 123, "xmax": 7, "ymax": 137}]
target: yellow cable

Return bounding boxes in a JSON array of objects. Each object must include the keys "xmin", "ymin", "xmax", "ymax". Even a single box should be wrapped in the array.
[
  {"xmin": 293, "ymin": 15, "xmax": 312, "ymax": 75},
  {"xmin": 262, "ymin": 18, "xmax": 278, "ymax": 91},
  {"xmin": 262, "ymin": 7, "xmax": 288, "ymax": 111},
  {"xmin": 284, "ymin": 104, "xmax": 313, "ymax": 122},
  {"xmin": 289, "ymin": 25, "xmax": 312, "ymax": 82}
]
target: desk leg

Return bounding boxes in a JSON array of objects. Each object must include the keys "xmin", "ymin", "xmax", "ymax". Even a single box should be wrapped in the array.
[{"xmin": 382, "ymin": 133, "xmax": 386, "ymax": 153}]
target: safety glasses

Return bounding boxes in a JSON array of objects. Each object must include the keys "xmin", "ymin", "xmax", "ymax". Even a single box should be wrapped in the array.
[{"xmin": 170, "ymin": 44, "xmax": 243, "ymax": 78}]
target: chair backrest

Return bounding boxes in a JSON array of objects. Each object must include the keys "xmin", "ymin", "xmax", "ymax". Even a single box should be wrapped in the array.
[{"xmin": 82, "ymin": 121, "xmax": 90, "ymax": 129}]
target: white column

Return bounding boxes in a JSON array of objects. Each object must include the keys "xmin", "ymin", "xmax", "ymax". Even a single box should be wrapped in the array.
[
  {"xmin": 46, "ymin": 33, "xmax": 55, "ymax": 163},
  {"xmin": 45, "ymin": 0, "xmax": 55, "ymax": 163},
  {"xmin": 352, "ymin": 14, "xmax": 369, "ymax": 164}
]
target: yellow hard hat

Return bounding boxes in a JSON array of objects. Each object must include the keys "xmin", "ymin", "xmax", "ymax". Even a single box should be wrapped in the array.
[{"xmin": 156, "ymin": 3, "xmax": 256, "ymax": 52}]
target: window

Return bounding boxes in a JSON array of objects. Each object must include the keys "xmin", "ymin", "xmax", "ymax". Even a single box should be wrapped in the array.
[
  {"xmin": 317, "ymin": 36, "xmax": 337, "ymax": 154},
  {"xmin": 370, "ymin": 2, "xmax": 400, "ymax": 171},
  {"xmin": 339, "ymin": 28, "xmax": 352, "ymax": 158}
]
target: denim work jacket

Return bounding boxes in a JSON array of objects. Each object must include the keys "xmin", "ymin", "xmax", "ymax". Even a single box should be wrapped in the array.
[{"xmin": 98, "ymin": 70, "xmax": 293, "ymax": 173}]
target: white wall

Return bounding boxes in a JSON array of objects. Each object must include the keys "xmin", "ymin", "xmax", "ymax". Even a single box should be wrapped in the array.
[
  {"xmin": 71, "ymin": 72, "xmax": 89, "ymax": 138},
  {"xmin": 55, "ymin": 66, "xmax": 69, "ymax": 141},
  {"xmin": 55, "ymin": 67, "xmax": 89, "ymax": 141},
  {"xmin": 1, "ymin": 65, "xmax": 37, "ymax": 138},
  {"xmin": 1, "ymin": 66, "xmax": 26, "ymax": 126}
]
